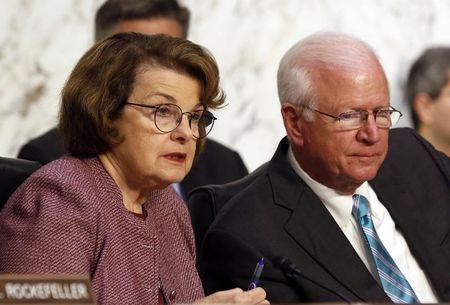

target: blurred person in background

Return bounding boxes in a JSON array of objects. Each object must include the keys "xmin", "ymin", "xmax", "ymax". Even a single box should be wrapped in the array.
[
  {"xmin": 406, "ymin": 47, "xmax": 450, "ymax": 156},
  {"xmin": 18, "ymin": 0, "xmax": 248, "ymax": 199}
]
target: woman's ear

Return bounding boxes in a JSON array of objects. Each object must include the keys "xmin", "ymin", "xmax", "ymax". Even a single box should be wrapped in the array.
[
  {"xmin": 281, "ymin": 103, "xmax": 304, "ymax": 146},
  {"xmin": 413, "ymin": 93, "xmax": 435, "ymax": 125}
]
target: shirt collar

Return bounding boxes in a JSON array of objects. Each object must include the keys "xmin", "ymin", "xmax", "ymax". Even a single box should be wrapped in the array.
[{"xmin": 287, "ymin": 144, "xmax": 373, "ymax": 228}]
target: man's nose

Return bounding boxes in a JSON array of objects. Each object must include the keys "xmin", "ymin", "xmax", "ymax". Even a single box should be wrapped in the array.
[{"xmin": 356, "ymin": 114, "xmax": 381, "ymax": 143}]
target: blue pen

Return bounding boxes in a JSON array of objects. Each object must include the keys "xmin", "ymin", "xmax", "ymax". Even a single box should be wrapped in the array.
[{"xmin": 248, "ymin": 257, "xmax": 265, "ymax": 290}]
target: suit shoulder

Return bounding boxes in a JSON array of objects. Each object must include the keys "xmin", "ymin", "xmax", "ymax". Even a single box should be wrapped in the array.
[
  {"xmin": 200, "ymin": 139, "xmax": 247, "ymax": 170},
  {"xmin": 203, "ymin": 139, "xmax": 240, "ymax": 156},
  {"xmin": 27, "ymin": 157, "xmax": 99, "ymax": 193},
  {"xmin": 388, "ymin": 127, "xmax": 448, "ymax": 160},
  {"xmin": 18, "ymin": 127, "xmax": 65, "ymax": 164},
  {"xmin": 213, "ymin": 165, "xmax": 271, "ymax": 216},
  {"xmin": 24, "ymin": 127, "xmax": 62, "ymax": 147}
]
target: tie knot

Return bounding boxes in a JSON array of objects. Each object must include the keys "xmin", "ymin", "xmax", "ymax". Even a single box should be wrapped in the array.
[{"xmin": 352, "ymin": 194, "xmax": 370, "ymax": 219}]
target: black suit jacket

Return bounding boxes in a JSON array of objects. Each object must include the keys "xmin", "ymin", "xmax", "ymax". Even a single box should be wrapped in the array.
[
  {"xmin": 198, "ymin": 128, "xmax": 450, "ymax": 302},
  {"xmin": 18, "ymin": 127, "xmax": 248, "ymax": 197}
]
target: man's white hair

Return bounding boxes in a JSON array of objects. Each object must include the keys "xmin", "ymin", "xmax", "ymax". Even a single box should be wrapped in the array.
[{"xmin": 277, "ymin": 31, "xmax": 386, "ymax": 121}]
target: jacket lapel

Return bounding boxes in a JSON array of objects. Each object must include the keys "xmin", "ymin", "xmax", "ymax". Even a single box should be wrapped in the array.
[
  {"xmin": 267, "ymin": 138, "xmax": 389, "ymax": 302},
  {"xmin": 372, "ymin": 159, "xmax": 450, "ymax": 300}
]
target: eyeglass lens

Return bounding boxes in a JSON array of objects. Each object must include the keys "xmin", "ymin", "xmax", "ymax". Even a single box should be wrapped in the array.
[
  {"xmin": 340, "ymin": 109, "xmax": 400, "ymax": 129},
  {"xmin": 154, "ymin": 104, "xmax": 214, "ymax": 138}
]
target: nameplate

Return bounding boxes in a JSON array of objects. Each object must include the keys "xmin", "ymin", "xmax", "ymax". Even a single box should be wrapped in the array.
[{"xmin": 0, "ymin": 274, "xmax": 95, "ymax": 305}]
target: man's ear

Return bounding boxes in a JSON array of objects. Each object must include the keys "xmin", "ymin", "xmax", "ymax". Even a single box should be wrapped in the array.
[
  {"xmin": 281, "ymin": 103, "xmax": 304, "ymax": 146},
  {"xmin": 413, "ymin": 93, "xmax": 435, "ymax": 125}
]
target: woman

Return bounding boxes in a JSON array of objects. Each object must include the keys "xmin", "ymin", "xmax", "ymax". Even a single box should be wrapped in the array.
[{"xmin": 0, "ymin": 33, "xmax": 267, "ymax": 305}]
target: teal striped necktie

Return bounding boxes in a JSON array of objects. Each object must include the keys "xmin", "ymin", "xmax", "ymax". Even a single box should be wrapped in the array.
[{"xmin": 352, "ymin": 194, "xmax": 419, "ymax": 303}]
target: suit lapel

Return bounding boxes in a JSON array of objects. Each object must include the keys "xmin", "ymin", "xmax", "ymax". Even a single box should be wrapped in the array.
[
  {"xmin": 267, "ymin": 138, "xmax": 389, "ymax": 302},
  {"xmin": 372, "ymin": 155, "xmax": 448, "ymax": 249},
  {"xmin": 372, "ymin": 158, "xmax": 450, "ymax": 300}
]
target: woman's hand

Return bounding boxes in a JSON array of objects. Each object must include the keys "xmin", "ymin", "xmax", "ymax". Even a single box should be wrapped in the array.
[{"xmin": 194, "ymin": 287, "xmax": 269, "ymax": 304}]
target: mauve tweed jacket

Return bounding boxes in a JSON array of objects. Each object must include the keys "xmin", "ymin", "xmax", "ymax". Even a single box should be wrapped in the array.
[{"xmin": 0, "ymin": 156, "xmax": 204, "ymax": 305}]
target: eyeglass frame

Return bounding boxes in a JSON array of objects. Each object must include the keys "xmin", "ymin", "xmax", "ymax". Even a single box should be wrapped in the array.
[
  {"xmin": 124, "ymin": 102, "xmax": 217, "ymax": 139},
  {"xmin": 299, "ymin": 104, "xmax": 402, "ymax": 130}
]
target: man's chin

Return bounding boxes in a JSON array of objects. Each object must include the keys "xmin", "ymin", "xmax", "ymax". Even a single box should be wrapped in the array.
[{"xmin": 353, "ymin": 168, "xmax": 379, "ymax": 184}]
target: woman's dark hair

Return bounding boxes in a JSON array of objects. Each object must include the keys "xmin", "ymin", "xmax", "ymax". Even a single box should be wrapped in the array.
[{"xmin": 59, "ymin": 32, "xmax": 224, "ymax": 157}]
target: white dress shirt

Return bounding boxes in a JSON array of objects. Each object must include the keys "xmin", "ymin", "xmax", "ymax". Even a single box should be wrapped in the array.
[{"xmin": 287, "ymin": 146, "xmax": 439, "ymax": 302}]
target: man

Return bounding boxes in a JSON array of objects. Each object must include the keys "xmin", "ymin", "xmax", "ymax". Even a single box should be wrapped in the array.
[
  {"xmin": 407, "ymin": 47, "xmax": 450, "ymax": 156},
  {"xmin": 17, "ymin": 0, "xmax": 248, "ymax": 199},
  {"xmin": 196, "ymin": 32, "xmax": 450, "ymax": 303}
]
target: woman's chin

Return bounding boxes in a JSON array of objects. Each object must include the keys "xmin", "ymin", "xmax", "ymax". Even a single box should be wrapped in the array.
[
  {"xmin": 163, "ymin": 173, "xmax": 187, "ymax": 186},
  {"xmin": 144, "ymin": 170, "xmax": 189, "ymax": 190}
]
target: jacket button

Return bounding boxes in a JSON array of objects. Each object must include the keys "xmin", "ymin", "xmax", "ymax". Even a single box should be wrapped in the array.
[{"xmin": 169, "ymin": 290, "xmax": 177, "ymax": 301}]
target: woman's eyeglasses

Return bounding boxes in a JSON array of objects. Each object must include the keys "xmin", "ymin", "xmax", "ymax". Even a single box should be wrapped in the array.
[{"xmin": 125, "ymin": 102, "xmax": 217, "ymax": 139}]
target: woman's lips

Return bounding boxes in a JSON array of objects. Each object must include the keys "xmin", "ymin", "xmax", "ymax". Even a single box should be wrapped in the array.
[{"xmin": 163, "ymin": 152, "xmax": 187, "ymax": 163}]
